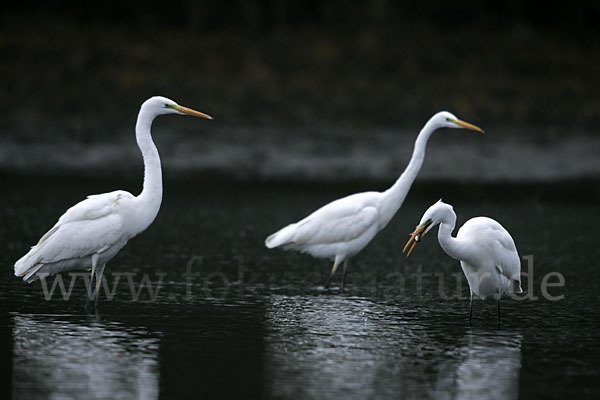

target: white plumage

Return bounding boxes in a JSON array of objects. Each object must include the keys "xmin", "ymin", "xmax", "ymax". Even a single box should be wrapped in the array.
[
  {"xmin": 403, "ymin": 200, "xmax": 522, "ymax": 325},
  {"xmin": 266, "ymin": 193, "xmax": 380, "ymax": 256},
  {"xmin": 455, "ymin": 216, "xmax": 522, "ymax": 300},
  {"xmin": 14, "ymin": 96, "xmax": 212, "ymax": 310},
  {"xmin": 15, "ymin": 191, "xmax": 135, "ymax": 282},
  {"xmin": 266, "ymin": 111, "xmax": 484, "ymax": 289}
]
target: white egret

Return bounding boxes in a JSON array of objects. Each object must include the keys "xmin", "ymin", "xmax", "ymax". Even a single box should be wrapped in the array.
[
  {"xmin": 403, "ymin": 200, "xmax": 523, "ymax": 325},
  {"xmin": 14, "ymin": 96, "xmax": 212, "ymax": 311},
  {"xmin": 265, "ymin": 111, "xmax": 483, "ymax": 290}
]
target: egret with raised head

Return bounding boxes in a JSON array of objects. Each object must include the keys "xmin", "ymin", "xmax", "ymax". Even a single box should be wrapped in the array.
[
  {"xmin": 265, "ymin": 112, "xmax": 483, "ymax": 290},
  {"xmin": 14, "ymin": 96, "xmax": 212, "ymax": 312}
]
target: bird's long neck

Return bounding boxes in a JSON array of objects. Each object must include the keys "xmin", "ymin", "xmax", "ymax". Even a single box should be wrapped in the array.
[
  {"xmin": 135, "ymin": 109, "xmax": 163, "ymax": 227},
  {"xmin": 436, "ymin": 210, "xmax": 467, "ymax": 261},
  {"xmin": 379, "ymin": 121, "xmax": 436, "ymax": 226}
]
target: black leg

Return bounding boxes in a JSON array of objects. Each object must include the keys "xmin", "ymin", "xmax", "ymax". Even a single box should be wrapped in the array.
[
  {"xmin": 324, "ymin": 275, "xmax": 333, "ymax": 289},
  {"xmin": 94, "ymin": 264, "xmax": 106, "ymax": 313},
  {"xmin": 469, "ymin": 293, "xmax": 473, "ymax": 326},
  {"xmin": 85, "ymin": 273, "xmax": 96, "ymax": 314},
  {"xmin": 497, "ymin": 296, "xmax": 501, "ymax": 327},
  {"xmin": 340, "ymin": 261, "xmax": 348, "ymax": 291},
  {"xmin": 95, "ymin": 293, "xmax": 101, "ymax": 312},
  {"xmin": 95, "ymin": 280, "xmax": 102, "ymax": 311},
  {"xmin": 324, "ymin": 260, "xmax": 340, "ymax": 289}
]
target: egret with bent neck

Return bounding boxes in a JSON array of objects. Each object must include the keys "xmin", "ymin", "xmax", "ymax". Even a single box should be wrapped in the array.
[
  {"xmin": 265, "ymin": 111, "xmax": 484, "ymax": 290},
  {"xmin": 403, "ymin": 200, "xmax": 523, "ymax": 325}
]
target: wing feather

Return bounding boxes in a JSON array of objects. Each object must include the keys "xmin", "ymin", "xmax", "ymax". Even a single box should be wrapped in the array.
[
  {"xmin": 34, "ymin": 215, "xmax": 124, "ymax": 264},
  {"xmin": 15, "ymin": 190, "xmax": 133, "ymax": 278},
  {"xmin": 459, "ymin": 217, "xmax": 521, "ymax": 283},
  {"xmin": 57, "ymin": 190, "xmax": 133, "ymax": 225},
  {"xmin": 292, "ymin": 206, "xmax": 379, "ymax": 245},
  {"xmin": 265, "ymin": 191, "xmax": 382, "ymax": 250}
]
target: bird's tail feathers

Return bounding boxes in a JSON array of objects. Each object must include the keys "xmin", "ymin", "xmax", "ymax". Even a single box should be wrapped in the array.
[
  {"xmin": 265, "ymin": 224, "xmax": 296, "ymax": 248},
  {"xmin": 15, "ymin": 248, "xmax": 37, "ymax": 275},
  {"xmin": 22, "ymin": 264, "xmax": 45, "ymax": 283},
  {"xmin": 14, "ymin": 246, "xmax": 43, "ymax": 282}
]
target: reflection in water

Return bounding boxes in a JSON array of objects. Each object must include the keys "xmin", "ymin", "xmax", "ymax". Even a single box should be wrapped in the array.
[
  {"xmin": 433, "ymin": 332, "xmax": 522, "ymax": 400},
  {"xmin": 2, "ymin": 182, "xmax": 598, "ymax": 399},
  {"xmin": 264, "ymin": 295, "xmax": 522, "ymax": 400},
  {"xmin": 11, "ymin": 314, "xmax": 161, "ymax": 400}
]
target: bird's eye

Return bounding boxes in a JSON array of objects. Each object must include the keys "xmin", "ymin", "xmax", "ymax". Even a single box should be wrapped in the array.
[
  {"xmin": 164, "ymin": 104, "xmax": 170, "ymax": 108},
  {"xmin": 445, "ymin": 118, "xmax": 451, "ymax": 122}
]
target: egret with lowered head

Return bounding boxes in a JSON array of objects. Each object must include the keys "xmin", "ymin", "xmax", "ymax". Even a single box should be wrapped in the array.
[
  {"xmin": 265, "ymin": 112, "xmax": 483, "ymax": 290},
  {"xmin": 14, "ymin": 96, "xmax": 212, "ymax": 312},
  {"xmin": 403, "ymin": 200, "xmax": 523, "ymax": 325}
]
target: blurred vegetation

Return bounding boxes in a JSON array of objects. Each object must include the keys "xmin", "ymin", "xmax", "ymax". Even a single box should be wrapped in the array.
[
  {"xmin": 3, "ymin": 1, "xmax": 599, "ymax": 32},
  {"xmin": 0, "ymin": 1, "xmax": 599, "ymax": 139}
]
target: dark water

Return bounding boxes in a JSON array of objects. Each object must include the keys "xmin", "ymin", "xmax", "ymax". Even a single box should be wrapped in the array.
[{"xmin": 1, "ymin": 177, "xmax": 599, "ymax": 399}]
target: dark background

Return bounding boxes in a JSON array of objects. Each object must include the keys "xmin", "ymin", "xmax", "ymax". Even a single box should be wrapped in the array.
[
  {"xmin": 1, "ymin": 2, "xmax": 599, "ymax": 181},
  {"xmin": 1, "ymin": 1, "xmax": 599, "ymax": 134},
  {"xmin": 0, "ymin": 1, "xmax": 599, "ymax": 182}
]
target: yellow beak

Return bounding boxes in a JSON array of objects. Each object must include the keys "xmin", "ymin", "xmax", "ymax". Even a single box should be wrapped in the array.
[
  {"xmin": 451, "ymin": 118, "xmax": 484, "ymax": 133},
  {"xmin": 402, "ymin": 221, "xmax": 432, "ymax": 258},
  {"xmin": 173, "ymin": 105, "xmax": 213, "ymax": 119}
]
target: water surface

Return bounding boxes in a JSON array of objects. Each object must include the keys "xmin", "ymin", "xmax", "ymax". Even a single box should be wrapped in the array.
[{"xmin": 1, "ymin": 177, "xmax": 598, "ymax": 399}]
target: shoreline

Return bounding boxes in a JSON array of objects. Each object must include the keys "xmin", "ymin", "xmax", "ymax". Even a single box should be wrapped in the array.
[{"xmin": 1, "ymin": 125, "xmax": 598, "ymax": 183}]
